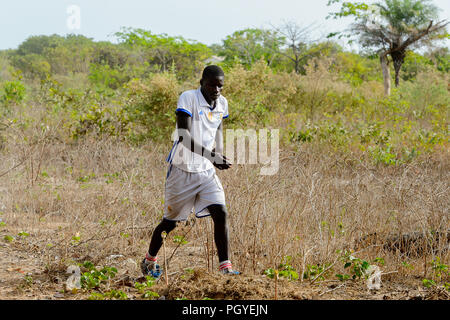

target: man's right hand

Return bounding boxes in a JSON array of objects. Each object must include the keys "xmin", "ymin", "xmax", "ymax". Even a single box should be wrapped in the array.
[{"xmin": 209, "ymin": 151, "xmax": 232, "ymax": 170}]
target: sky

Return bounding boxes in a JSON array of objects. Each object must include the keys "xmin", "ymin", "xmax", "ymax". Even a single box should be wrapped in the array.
[{"xmin": 0, "ymin": 0, "xmax": 449, "ymax": 50}]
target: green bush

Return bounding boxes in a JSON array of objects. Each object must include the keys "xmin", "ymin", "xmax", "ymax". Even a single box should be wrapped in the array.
[
  {"xmin": 124, "ymin": 72, "xmax": 179, "ymax": 141},
  {"xmin": 0, "ymin": 80, "xmax": 26, "ymax": 110}
]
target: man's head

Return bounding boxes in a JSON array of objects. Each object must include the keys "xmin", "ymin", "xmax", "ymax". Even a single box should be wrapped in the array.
[{"xmin": 200, "ymin": 65, "xmax": 224, "ymax": 103}]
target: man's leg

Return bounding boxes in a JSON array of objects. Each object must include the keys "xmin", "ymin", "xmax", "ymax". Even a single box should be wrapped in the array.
[
  {"xmin": 208, "ymin": 204, "xmax": 239, "ymax": 274},
  {"xmin": 148, "ymin": 218, "xmax": 177, "ymax": 257},
  {"xmin": 141, "ymin": 218, "xmax": 177, "ymax": 277}
]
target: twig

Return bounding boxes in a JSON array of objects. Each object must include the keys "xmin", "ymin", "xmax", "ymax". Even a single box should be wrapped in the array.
[
  {"xmin": 162, "ymin": 231, "xmax": 169, "ymax": 286},
  {"xmin": 381, "ymin": 271, "xmax": 398, "ymax": 276},
  {"xmin": 310, "ymin": 257, "xmax": 339, "ymax": 285},
  {"xmin": 274, "ymin": 271, "xmax": 278, "ymax": 300},
  {"xmin": 0, "ymin": 158, "xmax": 27, "ymax": 178},
  {"xmin": 319, "ymin": 283, "xmax": 346, "ymax": 296},
  {"xmin": 301, "ymin": 246, "xmax": 316, "ymax": 283},
  {"xmin": 167, "ymin": 219, "xmax": 196, "ymax": 263}
]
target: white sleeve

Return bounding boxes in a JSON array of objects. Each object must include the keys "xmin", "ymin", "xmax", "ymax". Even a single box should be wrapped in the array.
[
  {"xmin": 176, "ymin": 92, "xmax": 193, "ymax": 117},
  {"xmin": 222, "ymin": 99, "xmax": 229, "ymax": 119}
]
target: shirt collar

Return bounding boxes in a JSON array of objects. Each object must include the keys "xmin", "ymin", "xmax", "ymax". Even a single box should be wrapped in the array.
[{"xmin": 197, "ymin": 87, "xmax": 218, "ymax": 110}]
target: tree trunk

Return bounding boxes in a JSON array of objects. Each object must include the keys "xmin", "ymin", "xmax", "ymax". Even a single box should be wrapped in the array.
[
  {"xmin": 391, "ymin": 50, "xmax": 406, "ymax": 88},
  {"xmin": 380, "ymin": 53, "xmax": 391, "ymax": 96}
]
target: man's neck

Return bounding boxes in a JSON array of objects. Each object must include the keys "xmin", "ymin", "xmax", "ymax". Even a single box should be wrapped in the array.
[{"xmin": 200, "ymin": 87, "xmax": 214, "ymax": 107}]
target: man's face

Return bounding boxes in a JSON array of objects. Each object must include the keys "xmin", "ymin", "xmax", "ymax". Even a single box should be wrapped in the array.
[{"xmin": 201, "ymin": 76, "xmax": 224, "ymax": 102}]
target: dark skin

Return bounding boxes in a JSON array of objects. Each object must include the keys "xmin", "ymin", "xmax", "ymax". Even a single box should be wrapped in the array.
[{"xmin": 148, "ymin": 75, "xmax": 232, "ymax": 263}]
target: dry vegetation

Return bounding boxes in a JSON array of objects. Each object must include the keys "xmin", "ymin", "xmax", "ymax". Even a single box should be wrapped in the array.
[
  {"xmin": 0, "ymin": 127, "xmax": 448, "ymax": 300},
  {"xmin": 0, "ymin": 55, "xmax": 449, "ymax": 300}
]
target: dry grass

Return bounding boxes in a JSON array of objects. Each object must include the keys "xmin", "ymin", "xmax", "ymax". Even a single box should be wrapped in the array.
[{"xmin": 1, "ymin": 117, "xmax": 448, "ymax": 300}]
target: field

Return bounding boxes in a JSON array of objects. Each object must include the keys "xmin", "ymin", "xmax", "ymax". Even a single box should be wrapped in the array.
[
  {"xmin": 0, "ymin": 44, "xmax": 449, "ymax": 300},
  {"xmin": 0, "ymin": 128, "xmax": 448, "ymax": 300}
]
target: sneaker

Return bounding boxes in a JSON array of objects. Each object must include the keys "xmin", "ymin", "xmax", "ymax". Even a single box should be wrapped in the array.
[
  {"xmin": 140, "ymin": 258, "xmax": 162, "ymax": 279},
  {"xmin": 220, "ymin": 268, "xmax": 240, "ymax": 275},
  {"xmin": 218, "ymin": 260, "xmax": 239, "ymax": 275}
]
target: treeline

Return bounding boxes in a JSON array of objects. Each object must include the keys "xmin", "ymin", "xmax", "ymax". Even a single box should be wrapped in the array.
[
  {"xmin": 0, "ymin": 25, "xmax": 448, "ymax": 89},
  {"xmin": 0, "ymin": 16, "xmax": 448, "ymax": 166}
]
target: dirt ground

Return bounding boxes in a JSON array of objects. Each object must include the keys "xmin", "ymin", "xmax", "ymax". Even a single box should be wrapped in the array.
[{"xmin": 1, "ymin": 236, "xmax": 448, "ymax": 301}]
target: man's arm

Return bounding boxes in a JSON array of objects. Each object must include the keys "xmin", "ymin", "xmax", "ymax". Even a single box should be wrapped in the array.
[
  {"xmin": 214, "ymin": 122, "xmax": 224, "ymax": 155},
  {"xmin": 176, "ymin": 112, "xmax": 231, "ymax": 170}
]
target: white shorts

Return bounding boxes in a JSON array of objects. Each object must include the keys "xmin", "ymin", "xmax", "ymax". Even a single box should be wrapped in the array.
[{"xmin": 163, "ymin": 164, "xmax": 226, "ymax": 221}]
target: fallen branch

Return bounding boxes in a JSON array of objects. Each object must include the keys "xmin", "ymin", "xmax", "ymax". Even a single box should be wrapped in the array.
[{"xmin": 319, "ymin": 283, "xmax": 346, "ymax": 296}]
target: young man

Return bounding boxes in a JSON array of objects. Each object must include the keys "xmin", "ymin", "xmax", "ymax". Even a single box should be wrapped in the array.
[{"xmin": 141, "ymin": 65, "xmax": 239, "ymax": 277}]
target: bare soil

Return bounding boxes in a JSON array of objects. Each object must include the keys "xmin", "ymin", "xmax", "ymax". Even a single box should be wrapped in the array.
[{"xmin": 1, "ymin": 235, "xmax": 448, "ymax": 301}]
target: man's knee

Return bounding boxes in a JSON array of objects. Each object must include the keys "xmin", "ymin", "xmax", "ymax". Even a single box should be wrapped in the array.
[
  {"xmin": 209, "ymin": 204, "xmax": 227, "ymax": 224},
  {"xmin": 160, "ymin": 218, "xmax": 177, "ymax": 233}
]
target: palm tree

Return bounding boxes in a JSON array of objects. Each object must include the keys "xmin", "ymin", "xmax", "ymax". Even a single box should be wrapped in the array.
[{"xmin": 329, "ymin": 0, "xmax": 448, "ymax": 95}]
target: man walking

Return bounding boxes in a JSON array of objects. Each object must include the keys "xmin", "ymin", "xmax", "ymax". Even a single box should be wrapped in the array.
[{"xmin": 141, "ymin": 65, "xmax": 239, "ymax": 277}]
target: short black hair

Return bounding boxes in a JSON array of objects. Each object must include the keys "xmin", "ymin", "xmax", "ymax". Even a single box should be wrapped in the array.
[{"xmin": 202, "ymin": 65, "xmax": 224, "ymax": 80}]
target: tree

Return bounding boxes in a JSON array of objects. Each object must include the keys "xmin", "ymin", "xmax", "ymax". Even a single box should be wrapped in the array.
[
  {"xmin": 426, "ymin": 47, "xmax": 450, "ymax": 73},
  {"xmin": 327, "ymin": 0, "xmax": 449, "ymax": 95},
  {"xmin": 219, "ymin": 28, "xmax": 285, "ymax": 68},
  {"xmin": 271, "ymin": 21, "xmax": 333, "ymax": 74},
  {"xmin": 114, "ymin": 28, "xmax": 211, "ymax": 79},
  {"xmin": 11, "ymin": 34, "xmax": 95, "ymax": 77}
]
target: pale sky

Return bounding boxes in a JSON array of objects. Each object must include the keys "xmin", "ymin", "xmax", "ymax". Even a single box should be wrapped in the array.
[{"xmin": 0, "ymin": 0, "xmax": 449, "ymax": 50}]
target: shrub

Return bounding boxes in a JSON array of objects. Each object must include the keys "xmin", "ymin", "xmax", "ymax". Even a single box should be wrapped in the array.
[
  {"xmin": 0, "ymin": 80, "xmax": 26, "ymax": 111},
  {"xmin": 124, "ymin": 72, "xmax": 179, "ymax": 141}
]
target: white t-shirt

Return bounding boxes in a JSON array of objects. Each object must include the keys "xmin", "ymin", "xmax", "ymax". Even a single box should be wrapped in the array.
[{"xmin": 166, "ymin": 88, "xmax": 229, "ymax": 172}]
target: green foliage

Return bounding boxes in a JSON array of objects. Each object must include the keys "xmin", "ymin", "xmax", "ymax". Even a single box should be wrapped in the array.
[
  {"xmin": 17, "ymin": 231, "xmax": 30, "ymax": 238},
  {"xmin": 3, "ymin": 235, "xmax": 14, "ymax": 242},
  {"xmin": 124, "ymin": 72, "xmax": 179, "ymax": 141},
  {"xmin": 115, "ymin": 27, "xmax": 211, "ymax": 79},
  {"xmin": 88, "ymin": 289, "xmax": 128, "ymax": 300},
  {"xmin": 333, "ymin": 52, "xmax": 381, "ymax": 85},
  {"xmin": 173, "ymin": 235, "xmax": 188, "ymax": 246},
  {"xmin": 79, "ymin": 261, "xmax": 117, "ymax": 290},
  {"xmin": 427, "ymin": 47, "xmax": 450, "ymax": 73},
  {"xmin": 336, "ymin": 251, "xmax": 372, "ymax": 281},
  {"xmin": 401, "ymin": 51, "xmax": 434, "ymax": 81},
  {"xmin": 264, "ymin": 256, "xmax": 299, "ymax": 281},
  {"xmin": 0, "ymin": 80, "xmax": 26, "ymax": 109},
  {"xmin": 327, "ymin": 0, "xmax": 446, "ymax": 91},
  {"xmin": 421, "ymin": 258, "xmax": 450, "ymax": 291},
  {"xmin": 70, "ymin": 103, "xmax": 130, "ymax": 139},
  {"xmin": 1, "ymin": 25, "xmax": 447, "ymax": 170},
  {"xmin": 88, "ymin": 63, "xmax": 130, "ymax": 90},
  {"xmin": 422, "ymin": 278, "xmax": 436, "ymax": 288},
  {"xmin": 431, "ymin": 257, "xmax": 449, "ymax": 280},
  {"xmin": 11, "ymin": 34, "xmax": 95, "ymax": 79},
  {"xmin": 134, "ymin": 276, "xmax": 159, "ymax": 299},
  {"xmin": 220, "ymin": 28, "xmax": 285, "ymax": 69},
  {"xmin": 223, "ymin": 60, "xmax": 300, "ymax": 127},
  {"xmin": 302, "ymin": 264, "xmax": 332, "ymax": 281}
]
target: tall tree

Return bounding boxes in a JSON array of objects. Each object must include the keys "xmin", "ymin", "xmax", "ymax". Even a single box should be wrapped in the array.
[
  {"xmin": 271, "ymin": 21, "xmax": 333, "ymax": 74},
  {"xmin": 327, "ymin": 0, "xmax": 449, "ymax": 95},
  {"xmin": 114, "ymin": 28, "xmax": 211, "ymax": 78},
  {"xmin": 220, "ymin": 28, "xmax": 285, "ymax": 68}
]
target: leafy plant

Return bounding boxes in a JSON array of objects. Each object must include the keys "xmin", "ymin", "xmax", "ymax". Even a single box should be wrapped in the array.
[
  {"xmin": 3, "ymin": 235, "xmax": 14, "ymax": 242},
  {"xmin": 17, "ymin": 231, "xmax": 30, "ymax": 238},
  {"xmin": 0, "ymin": 80, "xmax": 26, "ymax": 107},
  {"xmin": 134, "ymin": 276, "xmax": 159, "ymax": 299},
  {"xmin": 422, "ymin": 278, "xmax": 436, "ymax": 288},
  {"xmin": 265, "ymin": 256, "xmax": 299, "ymax": 281},
  {"xmin": 302, "ymin": 264, "xmax": 332, "ymax": 281},
  {"xmin": 79, "ymin": 262, "xmax": 117, "ymax": 290},
  {"xmin": 430, "ymin": 257, "xmax": 449, "ymax": 285},
  {"xmin": 173, "ymin": 235, "xmax": 188, "ymax": 246},
  {"xmin": 336, "ymin": 250, "xmax": 372, "ymax": 281}
]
